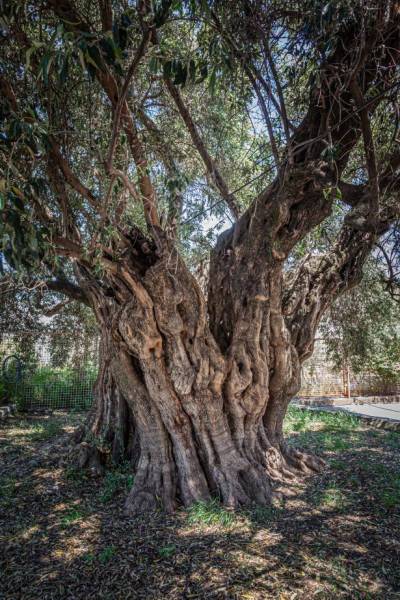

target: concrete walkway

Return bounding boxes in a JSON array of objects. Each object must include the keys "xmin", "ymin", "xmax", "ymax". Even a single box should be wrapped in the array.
[
  {"xmin": 296, "ymin": 400, "xmax": 400, "ymax": 430},
  {"xmin": 335, "ymin": 402, "xmax": 400, "ymax": 422}
]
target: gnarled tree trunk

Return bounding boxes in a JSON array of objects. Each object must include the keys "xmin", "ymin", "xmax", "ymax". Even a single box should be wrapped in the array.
[{"xmin": 74, "ymin": 229, "xmax": 326, "ymax": 514}]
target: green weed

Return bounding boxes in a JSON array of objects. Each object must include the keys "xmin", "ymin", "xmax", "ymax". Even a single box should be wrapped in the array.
[
  {"xmin": 28, "ymin": 421, "xmax": 63, "ymax": 442},
  {"xmin": 82, "ymin": 552, "xmax": 95, "ymax": 564},
  {"xmin": 0, "ymin": 476, "xmax": 17, "ymax": 506},
  {"xmin": 61, "ymin": 507, "xmax": 87, "ymax": 527},
  {"xmin": 379, "ymin": 474, "xmax": 400, "ymax": 510},
  {"xmin": 245, "ymin": 504, "xmax": 281, "ymax": 526},
  {"xmin": 65, "ymin": 466, "xmax": 88, "ymax": 483},
  {"xmin": 187, "ymin": 499, "xmax": 236, "ymax": 528},
  {"xmin": 318, "ymin": 485, "xmax": 348, "ymax": 510},
  {"xmin": 158, "ymin": 544, "xmax": 176, "ymax": 558},
  {"xmin": 99, "ymin": 467, "xmax": 134, "ymax": 503},
  {"xmin": 284, "ymin": 406, "xmax": 360, "ymax": 435},
  {"xmin": 99, "ymin": 546, "xmax": 116, "ymax": 563}
]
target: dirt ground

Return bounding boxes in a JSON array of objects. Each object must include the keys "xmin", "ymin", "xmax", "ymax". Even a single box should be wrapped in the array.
[{"xmin": 0, "ymin": 408, "xmax": 399, "ymax": 600}]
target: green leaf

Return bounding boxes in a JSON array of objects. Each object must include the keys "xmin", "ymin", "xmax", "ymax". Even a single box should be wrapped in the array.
[
  {"xmin": 39, "ymin": 53, "xmax": 55, "ymax": 86},
  {"xmin": 84, "ymin": 50, "xmax": 100, "ymax": 70},
  {"xmin": 208, "ymin": 67, "xmax": 217, "ymax": 96},
  {"xmin": 59, "ymin": 56, "xmax": 69, "ymax": 84},
  {"xmin": 173, "ymin": 61, "xmax": 187, "ymax": 86},
  {"xmin": 149, "ymin": 55, "xmax": 160, "ymax": 74},
  {"xmin": 188, "ymin": 59, "xmax": 196, "ymax": 82},
  {"xmin": 25, "ymin": 46, "xmax": 36, "ymax": 71},
  {"xmin": 163, "ymin": 59, "xmax": 173, "ymax": 79}
]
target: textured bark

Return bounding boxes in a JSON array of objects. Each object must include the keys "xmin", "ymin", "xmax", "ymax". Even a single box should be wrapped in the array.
[
  {"xmin": 72, "ymin": 166, "xmax": 391, "ymax": 513},
  {"xmin": 73, "ymin": 329, "xmax": 137, "ymax": 475},
  {"xmin": 72, "ymin": 231, "xmax": 326, "ymax": 514}
]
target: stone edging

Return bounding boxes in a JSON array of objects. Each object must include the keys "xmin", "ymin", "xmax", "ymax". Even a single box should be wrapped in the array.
[
  {"xmin": 295, "ymin": 395, "xmax": 400, "ymax": 407},
  {"xmin": 0, "ymin": 404, "xmax": 16, "ymax": 421}
]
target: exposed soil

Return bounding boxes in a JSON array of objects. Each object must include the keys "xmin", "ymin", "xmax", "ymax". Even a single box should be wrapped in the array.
[{"xmin": 0, "ymin": 408, "xmax": 399, "ymax": 599}]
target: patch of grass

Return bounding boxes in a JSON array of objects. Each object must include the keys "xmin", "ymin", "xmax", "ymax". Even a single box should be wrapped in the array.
[
  {"xmin": 61, "ymin": 507, "xmax": 87, "ymax": 528},
  {"xmin": 82, "ymin": 547, "xmax": 117, "ymax": 565},
  {"xmin": 187, "ymin": 499, "xmax": 236, "ymax": 528},
  {"xmin": 158, "ymin": 544, "xmax": 176, "ymax": 558},
  {"xmin": 381, "ymin": 487, "xmax": 400, "ymax": 509},
  {"xmin": 329, "ymin": 458, "xmax": 347, "ymax": 471},
  {"xmin": 378, "ymin": 473, "xmax": 400, "ymax": 510},
  {"xmin": 322, "ymin": 433, "xmax": 352, "ymax": 451},
  {"xmin": 99, "ymin": 546, "xmax": 116, "ymax": 563},
  {"xmin": 284, "ymin": 406, "xmax": 360, "ymax": 435},
  {"xmin": 99, "ymin": 466, "xmax": 134, "ymax": 503},
  {"xmin": 318, "ymin": 485, "xmax": 348, "ymax": 511},
  {"xmin": 28, "ymin": 420, "xmax": 63, "ymax": 442},
  {"xmin": 64, "ymin": 465, "xmax": 88, "ymax": 483},
  {"xmin": 82, "ymin": 552, "xmax": 95, "ymax": 565},
  {"xmin": 245, "ymin": 504, "xmax": 282, "ymax": 526},
  {"xmin": 385, "ymin": 431, "xmax": 400, "ymax": 450}
]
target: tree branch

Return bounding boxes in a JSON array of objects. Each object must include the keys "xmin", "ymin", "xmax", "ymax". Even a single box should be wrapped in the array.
[
  {"xmin": 106, "ymin": 29, "xmax": 151, "ymax": 174},
  {"xmin": 284, "ymin": 226, "xmax": 377, "ymax": 360},
  {"xmin": 137, "ymin": 108, "xmax": 184, "ymax": 234},
  {"xmin": 245, "ymin": 71, "xmax": 280, "ymax": 169},
  {"xmin": 45, "ymin": 277, "xmax": 90, "ymax": 305},
  {"xmin": 47, "ymin": 0, "xmax": 160, "ymax": 230},
  {"xmin": 49, "ymin": 140, "xmax": 105, "ymax": 217},
  {"xmin": 165, "ymin": 79, "xmax": 240, "ymax": 220},
  {"xmin": 349, "ymin": 77, "xmax": 380, "ymax": 222},
  {"xmin": 98, "ymin": 0, "xmax": 113, "ymax": 32}
]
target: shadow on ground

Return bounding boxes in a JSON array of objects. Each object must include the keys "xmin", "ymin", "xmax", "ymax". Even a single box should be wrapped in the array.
[{"xmin": 0, "ymin": 408, "xmax": 399, "ymax": 599}]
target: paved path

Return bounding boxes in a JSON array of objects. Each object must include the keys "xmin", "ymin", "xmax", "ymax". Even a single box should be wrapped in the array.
[
  {"xmin": 301, "ymin": 401, "xmax": 400, "ymax": 423},
  {"xmin": 337, "ymin": 402, "xmax": 400, "ymax": 422}
]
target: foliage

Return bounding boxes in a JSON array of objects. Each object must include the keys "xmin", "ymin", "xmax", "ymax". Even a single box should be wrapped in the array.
[
  {"xmin": 321, "ymin": 262, "xmax": 400, "ymax": 379},
  {"xmin": 1, "ymin": 365, "xmax": 96, "ymax": 409},
  {"xmin": 0, "ymin": 0, "xmax": 398, "ymax": 307},
  {"xmin": 284, "ymin": 405, "xmax": 360, "ymax": 434},
  {"xmin": 0, "ymin": 284, "xmax": 98, "ymax": 408}
]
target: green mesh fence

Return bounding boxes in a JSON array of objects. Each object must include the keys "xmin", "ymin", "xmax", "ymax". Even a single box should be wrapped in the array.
[{"xmin": 0, "ymin": 330, "xmax": 99, "ymax": 411}]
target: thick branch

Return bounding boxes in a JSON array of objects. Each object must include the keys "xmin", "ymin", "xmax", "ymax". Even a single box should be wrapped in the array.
[
  {"xmin": 349, "ymin": 77, "xmax": 380, "ymax": 221},
  {"xmin": 284, "ymin": 193, "xmax": 400, "ymax": 361},
  {"xmin": 45, "ymin": 277, "xmax": 90, "ymax": 305},
  {"xmin": 98, "ymin": 0, "xmax": 112, "ymax": 32},
  {"xmin": 49, "ymin": 141, "xmax": 105, "ymax": 216},
  {"xmin": 283, "ymin": 227, "xmax": 376, "ymax": 360}
]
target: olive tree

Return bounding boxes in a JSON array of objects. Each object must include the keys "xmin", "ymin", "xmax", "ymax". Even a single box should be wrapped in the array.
[{"xmin": 1, "ymin": 0, "xmax": 400, "ymax": 513}]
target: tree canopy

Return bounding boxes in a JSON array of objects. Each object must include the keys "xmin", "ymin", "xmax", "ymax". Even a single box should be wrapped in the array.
[{"xmin": 0, "ymin": 0, "xmax": 398, "ymax": 283}]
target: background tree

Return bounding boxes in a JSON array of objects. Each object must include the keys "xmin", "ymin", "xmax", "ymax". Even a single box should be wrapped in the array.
[
  {"xmin": 1, "ymin": 0, "xmax": 400, "ymax": 513},
  {"xmin": 321, "ymin": 259, "xmax": 400, "ymax": 382}
]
